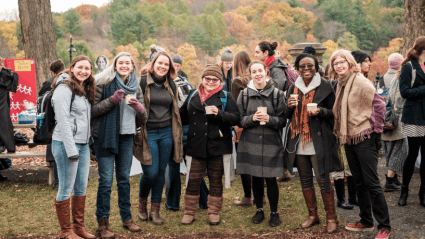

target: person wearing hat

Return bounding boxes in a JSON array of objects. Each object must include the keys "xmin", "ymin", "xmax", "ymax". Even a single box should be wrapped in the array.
[
  {"xmin": 351, "ymin": 50, "xmax": 372, "ymax": 78},
  {"xmin": 220, "ymin": 48, "xmax": 234, "ymax": 92},
  {"xmin": 171, "ymin": 54, "xmax": 189, "ymax": 80},
  {"xmin": 179, "ymin": 64, "xmax": 240, "ymax": 226}
]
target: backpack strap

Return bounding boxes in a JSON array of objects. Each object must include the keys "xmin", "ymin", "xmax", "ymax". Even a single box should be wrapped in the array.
[
  {"xmin": 407, "ymin": 61, "xmax": 416, "ymax": 87},
  {"xmin": 272, "ymin": 88, "xmax": 279, "ymax": 113},
  {"xmin": 186, "ymin": 89, "xmax": 198, "ymax": 111},
  {"xmin": 221, "ymin": 91, "xmax": 227, "ymax": 112},
  {"xmin": 242, "ymin": 88, "xmax": 249, "ymax": 111}
]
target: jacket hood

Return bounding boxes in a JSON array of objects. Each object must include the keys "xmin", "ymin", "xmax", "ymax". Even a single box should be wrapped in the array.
[
  {"xmin": 55, "ymin": 73, "xmax": 70, "ymax": 85},
  {"xmin": 247, "ymin": 78, "xmax": 273, "ymax": 92}
]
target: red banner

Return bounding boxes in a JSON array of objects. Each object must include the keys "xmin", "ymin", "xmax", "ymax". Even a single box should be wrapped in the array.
[{"xmin": 4, "ymin": 59, "xmax": 37, "ymax": 122}]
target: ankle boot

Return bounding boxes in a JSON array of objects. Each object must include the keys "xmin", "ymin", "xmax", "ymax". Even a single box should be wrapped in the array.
[
  {"xmin": 55, "ymin": 199, "xmax": 82, "ymax": 239},
  {"xmin": 71, "ymin": 196, "xmax": 95, "ymax": 239},
  {"xmin": 122, "ymin": 219, "xmax": 141, "ymax": 232},
  {"xmin": 384, "ymin": 175, "xmax": 401, "ymax": 192},
  {"xmin": 149, "ymin": 202, "xmax": 163, "ymax": 225},
  {"xmin": 207, "ymin": 195, "xmax": 223, "ymax": 226},
  {"xmin": 95, "ymin": 218, "xmax": 115, "ymax": 239},
  {"xmin": 346, "ymin": 176, "xmax": 358, "ymax": 206},
  {"xmin": 301, "ymin": 187, "xmax": 320, "ymax": 228},
  {"xmin": 138, "ymin": 197, "xmax": 148, "ymax": 221},
  {"xmin": 334, "ymin": 179, "xmax": 353, "ymax": 210},
  {"xmin": 394, "ymin": 174, "xmax": 402, "ymax": 186},
  {"xmin": 321, "ymin": 189, "xmax": 338, "ymax": 234},
  {"xmin": 182, "ymin": 195, "xmax": 199, "ymax": 225},
  {"xmin": 398, "ymin": 185, "xmax": 408, "ymax": 206},
  {"xmin": 419, "ymin": 186, "xmax": 425, "ymax": 207}
]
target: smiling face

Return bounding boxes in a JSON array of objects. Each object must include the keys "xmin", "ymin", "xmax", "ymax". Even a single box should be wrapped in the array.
[
  {"xmin": 71, "ymin": 60, "xmax": 91, "ymax": 84},
  {"xmin": 222, "ymin": 61, "xmax": 233, "ymax": 72},
  {"xmin": 333, "ymin": 56, "xmax": 350, "ymax": 76},
  {"xmin": 360, "ymin": 58, "xmax": 371, "ymax": 74},
  {"xmin": 250, "ymin": 63, "xmax": 267, "ymax": 88},
  {"xmin": 254, "ymin": 45, "xmax": 268, "ymax": 62},
  {"xmin": 153, "ymin": 55, "xmax": 170, "ymax": 78},
  {"xmin": 115, "ymin": 56, "xmax": 133, "ymax": 79},
  {"xmin": 299, "ymin": 57, "xmax": 316, "ymax": 82},
  {"xmin": 202, "ymin": 75, "xmax": 221, "ymax": 94}
]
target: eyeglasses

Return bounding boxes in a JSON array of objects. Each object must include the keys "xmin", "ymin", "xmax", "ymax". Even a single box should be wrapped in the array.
[
  {"xmin": 333, "ymin": 60, "xmax": 347, "ymax": 67},
  {"xmin": 204, "ymin": 77, "xmax": 220, "ymax": 83},
  {"xmin": 299, "ymin": 64, "xmax": 314, "ymax": 69}
]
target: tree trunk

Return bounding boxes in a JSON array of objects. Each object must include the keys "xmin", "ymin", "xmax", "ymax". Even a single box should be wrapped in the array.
[
  {"xmin": 18, "ymin": 0, "xmax": 57, "ymax": 93},
  {"xmin": 402, "ymin": 0, "xmax": 425, "ymax": 55}
]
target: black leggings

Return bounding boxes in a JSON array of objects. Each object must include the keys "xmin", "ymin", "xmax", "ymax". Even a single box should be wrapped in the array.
[
  {"xmin": 252, "ymin": 176, "xmax": 278, "ymax": 212},
  {"xmin": 402, "ymin": 137, "xmax": 425, "ymax": 187}
]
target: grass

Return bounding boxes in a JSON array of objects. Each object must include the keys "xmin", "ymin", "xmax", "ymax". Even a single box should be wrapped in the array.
[{"xmin": 0, "ymin": 175, "xmax": 343, "ymax": 238}]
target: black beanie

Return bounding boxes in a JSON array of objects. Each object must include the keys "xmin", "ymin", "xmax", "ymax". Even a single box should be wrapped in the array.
[
  {"xmin": 351, "ymin": 50, "xmax": 370, "ymax": 64},
  {"xmin": 302, "ymin": 46, "xmax": 316, "ymax": 55}
]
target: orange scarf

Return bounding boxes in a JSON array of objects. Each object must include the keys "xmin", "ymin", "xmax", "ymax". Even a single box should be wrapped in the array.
[{"xmin": 290, "ymin": 86, "xmax": 316, "ymax": 149}]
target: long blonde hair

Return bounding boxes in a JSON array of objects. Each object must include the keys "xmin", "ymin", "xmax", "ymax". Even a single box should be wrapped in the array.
[{"xmin": 328, "ymin": 49, "xmax": 360, "ymax": 80}]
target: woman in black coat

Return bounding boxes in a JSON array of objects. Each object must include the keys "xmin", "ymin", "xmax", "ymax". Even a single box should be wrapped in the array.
[
  {"xmin": 179, "ymin": 64, "xmax": 239, "ymax": 226},
  {"xmin": 284, "ymin": 53, "xmax": 341, "ymax": 234}
]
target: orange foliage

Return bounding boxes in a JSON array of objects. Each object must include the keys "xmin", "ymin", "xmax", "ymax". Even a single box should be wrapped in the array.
[
  {"xmin": 115, "ymin": 44, "xmax": 141, "ymax": 67},
  {"xmin": 305, "ymin": 34, "xmax": 316, "ymax": 43},
  {"xmin": 216, "ymin": 45, "xmax": 248, "ymax": 63},
  {"xmin": 370, "ymin": 38, "xmax": 403, "ymax": 80},
  {"xmin": 280, "ymin": 41, "xmax": 292, "ymax": 63},
  {"xmin": 75, "ymin": 4, "xmax": 98, "ymax": 20},
  {"xmin": 222, "ymin": 12, "xmax": 251, "ymax": 42}
]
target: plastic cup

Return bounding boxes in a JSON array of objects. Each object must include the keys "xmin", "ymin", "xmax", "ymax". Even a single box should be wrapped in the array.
[
  {"xmin": 205, "ymin": 106, "xmax": 214, "ymax": 114},
  {"xmin": 307, "ymin": 103, "xmax": 318, "ymax": 113},
  {"xmin": 125, "ymin": 94, "xmax": 135, "ymax": 104},
  {"xmin": 257, "ymin": 106, "xmax": 267, "ymax": 125}
]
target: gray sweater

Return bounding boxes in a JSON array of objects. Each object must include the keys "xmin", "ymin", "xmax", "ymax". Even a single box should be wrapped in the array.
[
  {"xmin": 147, "ymin": 75, "xmax": 173, "ymax": 128},
  {"xmin": 52, "ymin": 73, "xmax": 91, "ymax": 158}
]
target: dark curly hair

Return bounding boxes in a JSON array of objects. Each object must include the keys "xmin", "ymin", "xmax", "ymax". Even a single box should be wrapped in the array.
[
  {"xmin": 294, "ymin": 53, "xmax": 320, "ymax": 72},
  {"xmin": 258, "ymin": 41, "xmax": 278, "ymax": 57}
]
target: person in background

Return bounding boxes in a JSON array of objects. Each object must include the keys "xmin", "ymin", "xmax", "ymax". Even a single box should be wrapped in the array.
[
  {"xmin": 38, "ymin": 59, "xmax": 65, "ymax": 191},
  {"xmin": 381, "ymin": 53, "xmax": 406, "ymax": 192},
  {"xmin": 397, "ymin": 37, "xmax": 425, "ymax": 208},
  {"xmin": 137, "ymin": 51, "xmax": 183, "ymax": 226},
  {"xmin": 171, "ymin": 54, "xmax": 189, "ymax": 81},
  {"xmin": 231, "ymin": 50, "xmax": 253, "ymax": 207},
  {"xmin": 285, "ymin": 53, "xmax": 340, "ymax": 234},
  {"xmin": 92, "ymin": 52, "xmax": 146, "ymax": 238},
  {"xmin": 351, "ymin": 50, "xmax": 372, "ymax": 79},
  {"xmin": 330, "ymin": 50, "xmax": 391, "ymax": 239},
  {"xmin": 236, "ymin": 60, "xmax": 286, "ymax": 227},
  {"xmin": 180, "ymin": 64, "xmax": 239, "ymax": 226},
  {"xmin": 220, "ymin": 48, "xmax": 234, "ymax": 92},
  {"xmin": 51, "ymin": 55, "xmax": 96, "ymax": 239}
]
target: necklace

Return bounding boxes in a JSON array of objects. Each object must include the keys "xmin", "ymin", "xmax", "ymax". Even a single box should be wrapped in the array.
[{"xmin": 154, "ymin": 82, "xmax": 163, "ymax": 87}]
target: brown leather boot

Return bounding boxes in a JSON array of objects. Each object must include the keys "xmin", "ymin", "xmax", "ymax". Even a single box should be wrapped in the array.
[
  {"xmin": 95, "ymin": 218, "xmax": 115, "ymax": 239},
  {"xmin": 301, "ymin": 187, "xmax": 320, "ymax": 228},
  {"xmin": 207, "ymin": 196, "xmax": 223, "ymax": 226},
  {"xmin": 182, "ymin": 194, "xmax": 199, "ymax": 225},
  {"xmin": 122, "ymin": 219, "xmax": 141, "ymax": 232},
  {"xmin": 71, "ymin": 196, "xmax": 95, "ymax": 239},
  {"xmin": 54, "ymin": 199, "xmax": 82, "ymax": 239},
  {"xmin": 321, "ymin": 189, "xmax": 338, "ymax": 234},
  {"xmin": 138, "ymin": 197, "xmax": 148, "ymax": 221},
  {"xmin": 149, "ymin": 202, "xmax": 163, "ymax": 225}
]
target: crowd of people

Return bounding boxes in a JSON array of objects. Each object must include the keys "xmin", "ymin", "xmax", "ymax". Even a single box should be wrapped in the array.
[{"xmin": 4, "ymin": 36, "xmax": 423, "ymax": 239}]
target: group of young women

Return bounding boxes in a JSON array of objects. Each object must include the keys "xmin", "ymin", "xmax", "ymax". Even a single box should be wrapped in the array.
[{"xmin": 49, "ymin": 37, "xmax": 425, "ymax": 239}]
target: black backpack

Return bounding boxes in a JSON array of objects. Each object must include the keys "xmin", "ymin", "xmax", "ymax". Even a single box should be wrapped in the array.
[{"xmin": 34, "ymin": 81, "xmax": 75, "ymax": 143}]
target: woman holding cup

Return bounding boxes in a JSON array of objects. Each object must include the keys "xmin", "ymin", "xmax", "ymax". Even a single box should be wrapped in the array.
[
  {"xmin": 284, "ymin": 53, "xmax": 341, "ymax": 234},
  {"xmin": 236, "ymin": 60, "xmax": 286, "ymax": 227},
  {"xmin": 179, "ymin": 64, "xmax": 239, "ymax": 226}
]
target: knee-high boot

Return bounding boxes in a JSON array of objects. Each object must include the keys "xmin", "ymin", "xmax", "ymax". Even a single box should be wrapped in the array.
[
  {"xmin": 321, "ymin": 189, "xmax": 338, "ymax": 234},
  {"xmin": 301, "ymin": 187, "xmax": 320, "ymax": 228}
]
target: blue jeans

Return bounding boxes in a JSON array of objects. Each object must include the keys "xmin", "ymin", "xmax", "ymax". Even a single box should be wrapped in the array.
[
  {"xmin": 52, "ymin": 141, "xmax": 90, "ymax": 201},
  {"xmin": 139, "ymin": 126, "xmax": 173, "ymax": 203},
  {"xmin": 94, "ymin": 134, "xmax": 133, "ymax": 222},
  {"xmin": 53, "ymin": 161, "xmax": 59, "ymax": 185}
]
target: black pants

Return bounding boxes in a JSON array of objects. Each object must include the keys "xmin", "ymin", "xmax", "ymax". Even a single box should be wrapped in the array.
[
  {"xmin": 252, "ymin": 176, "xmax": 278, "ymax": 212},
  {"xmin": 345, "ymin": 135, "xmax": 391, "ymax": 231},
  {"xmin": 402, "ymin": 136, "xmax": 425, "ymax": 187}
]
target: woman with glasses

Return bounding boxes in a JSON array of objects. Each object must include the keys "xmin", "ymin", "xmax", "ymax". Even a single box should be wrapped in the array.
[
  {"xmin": 330, "ymin": 50, "xmax": 391, "ymax": 239},
  {"xmin": 180, "ymin": 64, "xmax": 239, "ymax": 226},
  {"xmin": 284, "ymin": 53, "xmax": 341, "ymax": 234}
]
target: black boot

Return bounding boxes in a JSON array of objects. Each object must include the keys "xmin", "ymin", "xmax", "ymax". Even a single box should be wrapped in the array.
[
  {"xmin": 393, "ymin": 174, "xmax": 402, "ymax": 186},
  {"xmin": 346, "ymin": 176, "xmax": 358, "ymax": 206},
  {"xmin": 384, "ymin": 174, "xmax": 401, "ymax": 192},
  {"xmin": 398, "ymin": 185, "xmax": 408, "ymax": 206},
  {"xmin": 334, "ymin": 179, "xmax": 353, "ymax": 210},
  {"xmin": 419, "ymin": 186, "xmax": 425, "ymax": 208}
]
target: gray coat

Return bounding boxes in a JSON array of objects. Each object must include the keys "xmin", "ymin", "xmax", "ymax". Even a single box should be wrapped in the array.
[
  {"xmin": 236, "ymin": 80, "xmax": 287, "ymax": 178},
  {"xmin": 284, "ymin": 78, "xmax": 342, "ymax": 178},
  {"xmin": 269, "ymin": 59, "xmax": 288, "ymax": 92},
  {"xmin": 52, "ymin": 74, "xmax": 91, "ymax": 158},
  {"xmin": 91, "ymin": 83, "xmax": 147, "ymax": 138}
]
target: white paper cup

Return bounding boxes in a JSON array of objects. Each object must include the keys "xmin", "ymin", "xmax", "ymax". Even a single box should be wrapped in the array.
[
  {"xmin": 290, "ymin": 94, "xmax": 299, "ymax": 106},
  {"xmin": 205, "ymin": 106, "xmax": 214, "ymax": 114},
  {"xmin": 125, "ymin": 94, "xmax": 135, "ymax": 104},
  {"xmin": 307, "ymin": 103, "xmax": 318, "ymax": 112},
  {"xmin": 257, "ymin": 106, "xmax": 267, "ymax": 125}
]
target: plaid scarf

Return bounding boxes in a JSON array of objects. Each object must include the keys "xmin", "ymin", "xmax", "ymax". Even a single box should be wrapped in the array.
[
  {"xmin": 198, "ymin": 83, "xmax": 223, "ymax": 104},
  {"xmin": 290, "ymin": 86, "xmax": 316, "ymax": 149}
]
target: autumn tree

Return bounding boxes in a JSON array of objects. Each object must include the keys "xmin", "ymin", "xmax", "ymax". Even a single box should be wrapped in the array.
[
  {"xmin": 322, "ymin": 40, "xmax": 339, "ymax": 64},
  {"xmin": 18, "ymin": 0, "xmax": 57, "ymax": 92},
  {"xmin": 56, "ymin": 39, "xmax": 96, "ymax": 68},
  {"xmin": 222, "ymin": 12, "xmax": 250, "ymax": 42},
  {"xmin": 63, "ymin": 9, "xmax": 83, "ymax": 35},
  {"xmin": 402, "ymin": 0, "xmax": 425, "ymax": 55},
  {"xmin": 337, "ymin": 32, "xmax": 358, "ymax": 50}
]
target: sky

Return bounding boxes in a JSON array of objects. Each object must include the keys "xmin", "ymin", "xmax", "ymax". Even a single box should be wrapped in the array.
[{"xmin": 0, "ymin": 0, "xmax": 111, "ymax": 21}]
